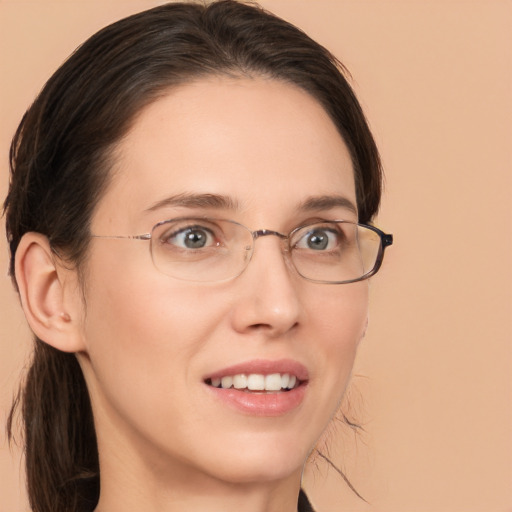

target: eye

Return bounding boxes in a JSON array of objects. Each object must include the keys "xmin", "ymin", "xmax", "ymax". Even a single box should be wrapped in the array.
[
  {"xmin": 161, "ymin": 223, "xmax": 219, "ymax": 250},
  {"xmin": 295, "ymin": 227, "xmax": 341, "ymax": 251}
]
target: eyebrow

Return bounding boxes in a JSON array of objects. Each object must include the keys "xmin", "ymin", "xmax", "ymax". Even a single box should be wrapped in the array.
[
  {"xmin": 145, "ymin": 193, "xmax": 240, "ymax": 212},
  {"xmin": 145, "ymin": 192, "xmax": 357, "ymax": 216},
  {"xmin": 298, "ymin": 195, "xmax": 358, "ymax": 215}
]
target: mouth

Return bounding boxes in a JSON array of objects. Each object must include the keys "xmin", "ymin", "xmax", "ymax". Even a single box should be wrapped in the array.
[
  {"xmin": 202, "ymin": 359, "xmax": 309, "ymax": 415},
  {"xmin": 205, "ymin": 372, "xmax": 301, "ymax": 392}
]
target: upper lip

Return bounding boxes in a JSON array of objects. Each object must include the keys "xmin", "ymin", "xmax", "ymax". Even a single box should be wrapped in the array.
[{"xmin": 204, "ymin": 358, "xmax": 309, "ymax": 382}]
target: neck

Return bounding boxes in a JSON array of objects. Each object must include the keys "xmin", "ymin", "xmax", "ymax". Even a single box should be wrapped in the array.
[{"xmin": 94, "ymin": 460, "xmax": 303, "ymax": 512}]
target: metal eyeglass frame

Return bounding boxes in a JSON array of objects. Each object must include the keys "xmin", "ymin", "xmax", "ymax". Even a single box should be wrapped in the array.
[{"xmin": 91, "ymin": 218, "xmax": 393, "ymax": 284}]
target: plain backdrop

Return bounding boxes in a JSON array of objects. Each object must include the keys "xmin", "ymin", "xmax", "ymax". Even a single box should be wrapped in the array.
[{"xmin": 1, "ymin": 1, "xmax": 511, "ymax": 511}]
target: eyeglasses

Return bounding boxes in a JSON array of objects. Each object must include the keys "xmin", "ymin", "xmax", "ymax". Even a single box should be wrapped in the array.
[{"xmin": 91, "ymin": 217, "xmax": 393, "ymax": 284}]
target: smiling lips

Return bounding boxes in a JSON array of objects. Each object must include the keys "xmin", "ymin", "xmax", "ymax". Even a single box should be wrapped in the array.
[{"xmin": 204, "ymin": 359, "xmax": 308, "ymax": 415}]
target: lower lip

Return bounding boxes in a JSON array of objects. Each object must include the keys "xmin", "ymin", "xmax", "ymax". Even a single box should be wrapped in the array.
[{"xmin": 206, "ymin": 383, "xmax": 307, "ymax": 417}]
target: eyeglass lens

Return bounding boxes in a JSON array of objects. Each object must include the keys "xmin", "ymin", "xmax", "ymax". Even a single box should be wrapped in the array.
[{"xmin": 149, "ymin": 218, "xmax": 384, "ymax": 283}]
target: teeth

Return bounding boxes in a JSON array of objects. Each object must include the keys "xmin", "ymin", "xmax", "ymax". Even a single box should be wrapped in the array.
[
  {"xmin": 233, "ymin": 374, "xmax": 248, "ymax": 389},
  {"xmin": 211, "ymin": 373, "xmax": 299, "ymax": 391},
  {"xmin": 247, "ymin": 374, "xmax": 265, "ymax": 390},
  {"xmin": 221, "ymin": 376, "xmax": 233, "ymax": 389},
  {"xmin": 265, "ymin": 373, "xmax": 282, "ymax": 391}
]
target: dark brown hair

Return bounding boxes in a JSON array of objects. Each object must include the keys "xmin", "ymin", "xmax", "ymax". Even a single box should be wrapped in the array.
[{"xmin": 4, "ymin": 2, "xmax": 382, "ymax": 511}]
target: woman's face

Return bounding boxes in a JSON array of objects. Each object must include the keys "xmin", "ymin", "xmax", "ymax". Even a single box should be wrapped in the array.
[{"xmin": 76, "ymin": 77, "xmax": 368, "ymax": 489}]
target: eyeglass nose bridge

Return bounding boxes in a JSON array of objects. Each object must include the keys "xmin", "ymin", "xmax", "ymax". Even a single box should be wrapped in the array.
[
  {"xmin": 244, "ymin": 229, "xmax": 294, "ymax": 277},
  {"xmin": 249, "ymin": 229, "xmax": 291, "ymax": 257},
  {"xmin": 251, "ymin": 229, "xmax": 288, "ymax": 241}
]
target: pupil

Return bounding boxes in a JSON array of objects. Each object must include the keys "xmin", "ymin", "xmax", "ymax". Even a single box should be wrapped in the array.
[
  {"xmin": 184, "ymin": 230, "xmax": 206, "ymax": 248},
  {"xmin": 308, "ymin": 231, "xmax": 328, "ymax": 250}
]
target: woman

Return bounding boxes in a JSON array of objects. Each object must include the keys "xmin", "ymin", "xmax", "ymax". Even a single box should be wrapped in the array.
[{"xmin": 4, "ymin": 1, "xmax": 392, "ymax": 511}]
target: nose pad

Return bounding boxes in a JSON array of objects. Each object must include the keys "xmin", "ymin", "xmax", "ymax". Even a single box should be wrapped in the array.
[{"xmin": 230, "ymin": 236, "xmax": 301, "ymax": 337}]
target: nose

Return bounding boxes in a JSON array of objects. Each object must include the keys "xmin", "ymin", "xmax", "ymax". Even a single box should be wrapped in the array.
[{"xmin": 229, "ymin": 234, "xmax": 302, "ymax": 338}]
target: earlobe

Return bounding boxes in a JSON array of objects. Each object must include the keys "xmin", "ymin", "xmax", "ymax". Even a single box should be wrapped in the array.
[{"xmin": 15, "ymin": 232, "xmax": 85, "ymax": 353}]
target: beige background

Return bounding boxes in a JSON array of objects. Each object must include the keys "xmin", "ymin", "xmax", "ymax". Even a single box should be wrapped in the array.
[{"xmin": 1, "ymin": 1, "xmax": 511, "ymax": 511}]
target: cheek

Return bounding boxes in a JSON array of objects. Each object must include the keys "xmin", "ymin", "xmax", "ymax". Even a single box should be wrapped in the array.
[
  {"xmin": 313, "ymin": 281, "xmax": 368, "ymax": 349},
  {"xmin": 82, "ymin": 278, "xmax": 221, "ymax": 373},
  {"xmin": 83, "ymin": 240, "xmax": 217, "ymax": 340},
  {"xmin": 78, "ymin": 266, "xmax": 232, "ymax": 454},
  {"xmin": 307, "ymin": 282, "xmax": 368, "ymax": 406},
  {"xmin": 78, "ymin": 251, "xmax": 225, "ymax": 406}
]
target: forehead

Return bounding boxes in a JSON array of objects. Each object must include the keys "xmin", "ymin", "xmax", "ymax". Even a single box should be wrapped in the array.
[{"xmin": 94, "ymin": 77, "xmax": 356, "ymax": 231}]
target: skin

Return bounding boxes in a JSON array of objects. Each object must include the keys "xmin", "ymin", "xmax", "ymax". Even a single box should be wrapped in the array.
[{"xmin": 17, "ymin": 77, "xmax": 369, "ymax": 512}]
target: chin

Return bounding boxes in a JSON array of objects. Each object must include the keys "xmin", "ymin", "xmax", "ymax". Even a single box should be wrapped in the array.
[{"xmin": 198, "ymin": 431, "xmax": 312, "ymax": 485}]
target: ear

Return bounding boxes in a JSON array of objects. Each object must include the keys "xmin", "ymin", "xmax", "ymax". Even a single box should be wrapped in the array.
[{"xmin": 15, "ymin": 232, "xmax": 85, "ymax": 353}]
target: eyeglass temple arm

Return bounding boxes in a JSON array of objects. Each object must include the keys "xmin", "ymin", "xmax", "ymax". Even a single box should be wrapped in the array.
[{"xmin": 91, "ymin": 234, "xmax": 152, "ymax": 240}]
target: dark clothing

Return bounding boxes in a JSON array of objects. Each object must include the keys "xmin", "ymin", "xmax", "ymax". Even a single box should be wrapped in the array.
[{"xmin": 298, "ymin": 489, "xmax": 315, "ymax": 512}]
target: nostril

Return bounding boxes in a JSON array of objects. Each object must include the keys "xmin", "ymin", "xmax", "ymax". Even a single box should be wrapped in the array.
[{"xmin": 247, "ymin": 320, "xmax": 299, "ymax": 335}]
